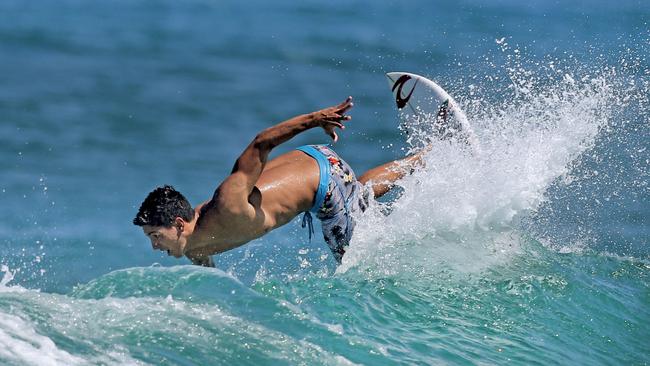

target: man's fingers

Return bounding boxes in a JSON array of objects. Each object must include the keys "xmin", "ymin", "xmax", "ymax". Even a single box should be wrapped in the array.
[
  {"xmin": 324, "ymin": 125, "xmax": 339, "ymax": 142},
  {"xmin": 321, "ymin": 97, "xmax": 353, "ymax": 121},
  {"xmin": 336, "ymin": 96, "xmax": 353, "ymax": 111},
  {"xmin": 326, "ymin": 128, "xmax": 337, "ymax": 141},
  {"xmin": 323, "ymin": 117, "xmax": 347, "ymax": 126},
  {"xmin": 319, "ymin": 98, "xmax": 352, "ymax": 143},
  {"xmin": 337, "ymin": 96, "xmax": 352, "ymax": 106}
]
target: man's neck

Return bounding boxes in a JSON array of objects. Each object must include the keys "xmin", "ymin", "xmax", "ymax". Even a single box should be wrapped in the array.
[
  {"xmin": 180, "ymin": 210, "xmax": 200, "ymax": 254},
  {"xmin": 181, "ymin": 203, "xmax": 205, "ymax": 254}
]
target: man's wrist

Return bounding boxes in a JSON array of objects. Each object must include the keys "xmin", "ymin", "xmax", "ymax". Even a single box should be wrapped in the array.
[{"xmin": 304, "ymin": 112, "xmax": 320, "ymax": 128}]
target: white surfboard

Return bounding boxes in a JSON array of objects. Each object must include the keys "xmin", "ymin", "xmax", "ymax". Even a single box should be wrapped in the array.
[{"xmin": 386, "ymin": 72, "xmax": 480, "ymax": 154}]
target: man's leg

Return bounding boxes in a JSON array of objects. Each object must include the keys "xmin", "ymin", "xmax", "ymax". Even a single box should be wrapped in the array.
[{"xmin": 358, "ymin": 150, "xmax": 426, "ymax": 198}]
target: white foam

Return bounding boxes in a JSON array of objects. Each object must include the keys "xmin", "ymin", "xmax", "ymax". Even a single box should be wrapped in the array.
[
  {"xmin": 0, "ymin": 265, "xmax": 30, "ymax": 294},
  {"xmin": 1, "ymin": 278, "xmax": 352, "ymax": 365},
  {"xmin": 0, "ymin": 265, "xmax": 14, "ymax": 287},
  {"xmin": 0, "ymin": 312, "xmax": 85, "ymax": 366}
]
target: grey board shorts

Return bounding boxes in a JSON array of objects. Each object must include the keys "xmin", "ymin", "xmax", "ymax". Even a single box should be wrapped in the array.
[{"xmin": 296, "ymin": 145, "xmax": 370, "ymax": 263}]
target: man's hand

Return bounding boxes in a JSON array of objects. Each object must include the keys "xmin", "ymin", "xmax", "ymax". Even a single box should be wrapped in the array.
[{"xmin": 311, "ymin": 96, "xmax": 353, "ymax": 142}]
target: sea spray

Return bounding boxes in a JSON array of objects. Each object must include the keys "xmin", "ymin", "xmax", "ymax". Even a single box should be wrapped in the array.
[
  {"xmin": 0, "ymin": 265, "xmax": 14, "ymax": 288},
  {"xmin": 341, "ymin": 59, "xmax": 633, "ymax": 276}
]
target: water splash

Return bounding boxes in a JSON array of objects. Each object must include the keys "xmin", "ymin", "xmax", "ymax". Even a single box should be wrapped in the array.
[
  {"xmin": 0, "ymin": 265, "xmax": 14, "ymax": 288},
  {"xmin": 341, "ymin": 53, "xmax": 645, "ymax": 276}
]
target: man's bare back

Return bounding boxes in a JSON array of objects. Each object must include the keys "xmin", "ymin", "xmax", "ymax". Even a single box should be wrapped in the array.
[
  {"xmin": 188, "ymin": 151, "xmax": 320, "ymax": 256},
  {"xmin": 133, "ymin": 97, "xmax": 423, "ymax": 266}
]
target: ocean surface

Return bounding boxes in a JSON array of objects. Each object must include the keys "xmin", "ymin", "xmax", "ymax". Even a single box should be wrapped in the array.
[{"xmin": 1, "ymin": 0, "xmax": 649, "ymax": 364}]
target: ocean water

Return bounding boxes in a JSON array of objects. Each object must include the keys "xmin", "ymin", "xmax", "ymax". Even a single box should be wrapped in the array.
[{"xmin": 1, "ymin": 0, "xmax": 649, "ymax": 365}]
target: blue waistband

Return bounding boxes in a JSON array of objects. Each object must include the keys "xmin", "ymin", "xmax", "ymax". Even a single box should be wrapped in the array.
[{"xmin": 296, "ymin": 145, "xmax": 330, "ymax": 213}]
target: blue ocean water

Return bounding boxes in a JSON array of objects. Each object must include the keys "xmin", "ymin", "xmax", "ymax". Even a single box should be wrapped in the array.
[{"xmin": 1, "ymin": 0, "xmax": 649, "ymax": 364}]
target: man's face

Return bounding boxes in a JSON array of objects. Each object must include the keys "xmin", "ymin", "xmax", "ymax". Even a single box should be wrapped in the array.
[{"xmin": 142, "ymin": 225, "xmax": 184, "ymax": 258}]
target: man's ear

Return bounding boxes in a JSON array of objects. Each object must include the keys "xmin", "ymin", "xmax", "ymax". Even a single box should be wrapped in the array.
[{"xmin": 174, "ymin": 217, "xmax": 185, "ymax": 236}]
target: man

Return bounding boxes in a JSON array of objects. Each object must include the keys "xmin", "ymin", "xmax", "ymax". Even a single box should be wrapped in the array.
[{"xmin": 133, "ymin": 97, "xmax": 424, "ymax": 266}]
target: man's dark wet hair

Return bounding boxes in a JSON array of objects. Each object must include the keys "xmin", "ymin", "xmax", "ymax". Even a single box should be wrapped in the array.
[{"xmin": 133, "ymin": 185, "xmax": 194, "ymax": 227}]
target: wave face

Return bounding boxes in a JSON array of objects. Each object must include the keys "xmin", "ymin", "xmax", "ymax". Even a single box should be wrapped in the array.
[{"xmin": 2, "ymin": 252, "xmax": 649, "ymax": 365}]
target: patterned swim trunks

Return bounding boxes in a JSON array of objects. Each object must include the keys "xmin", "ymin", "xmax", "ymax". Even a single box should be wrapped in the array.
[{"xmin": 296, "ymin": 145, "xmax": 370, "ymax": 263}]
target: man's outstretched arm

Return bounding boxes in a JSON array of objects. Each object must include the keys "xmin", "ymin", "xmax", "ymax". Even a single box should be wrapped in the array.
[{"xmin": 214, "ymin": 97, "xmax": 353, "ymax": 213}]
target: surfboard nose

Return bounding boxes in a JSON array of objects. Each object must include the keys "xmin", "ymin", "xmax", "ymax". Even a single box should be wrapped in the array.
[
  {"xmin": 386, "ymin": 72, "xmax": 419, "ymax": 110},
  {"xmin": 386, "ymin": 72, "xmax": 410, "ymax": 82},
  {"xmin": 384, "ymin": 71, "xmax": 482, "ymax": 156},
  {"xmin": 386, "ymin": 72, "xmax": 411, "ymax": 89}
]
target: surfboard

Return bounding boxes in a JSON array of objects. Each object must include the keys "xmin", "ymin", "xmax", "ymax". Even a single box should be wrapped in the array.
[{"xmin": 386, "ymin": 72, "xmax": 480, "ymax": 154}]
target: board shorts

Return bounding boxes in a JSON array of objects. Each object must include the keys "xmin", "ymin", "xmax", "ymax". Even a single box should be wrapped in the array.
[{"xmin": 296, "ymin": 145, "xmax": 370, "ymax": 263}]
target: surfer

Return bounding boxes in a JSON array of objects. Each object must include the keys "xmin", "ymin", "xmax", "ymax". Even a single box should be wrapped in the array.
[{"xmin": 133, "ymin": 97, "xmax": 424, "ymax": 266}]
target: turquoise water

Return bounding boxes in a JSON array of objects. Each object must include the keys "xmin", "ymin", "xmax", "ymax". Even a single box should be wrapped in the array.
[{"xmin": 1, "ymin": 0, "xmax": 649, "ymax": 364}]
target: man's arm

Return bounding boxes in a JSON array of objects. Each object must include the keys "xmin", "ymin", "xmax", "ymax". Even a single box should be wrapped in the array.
[{"xmin": 214, "ymin": 97, "xmax": 354, "ymax": 214}]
